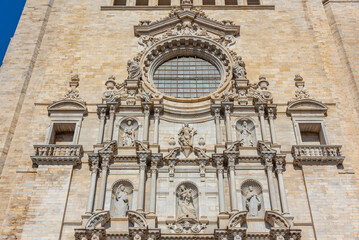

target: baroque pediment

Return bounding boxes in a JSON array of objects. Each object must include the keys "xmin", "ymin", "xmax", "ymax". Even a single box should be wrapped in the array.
[
  {"xmin": 134, "ymin": 3, "xmax": 240, "ymax": 47},
  {"xmin": 48, "ymin": 99, "xmax": 87, "ymax": 113},
  {"xmin": 287, "ymin": 99, "xmax": 327, "ymax": 116}
]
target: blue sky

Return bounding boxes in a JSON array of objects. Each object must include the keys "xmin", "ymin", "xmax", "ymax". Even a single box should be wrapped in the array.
[{"xmin": 0, "ymin": 0, "xmax": 26, "ymax": 66}]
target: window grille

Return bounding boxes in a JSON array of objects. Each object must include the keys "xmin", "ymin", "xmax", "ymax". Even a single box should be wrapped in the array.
[{"xmin": 153, "ymin": 56, "xmax": 221, "ymax": 98}]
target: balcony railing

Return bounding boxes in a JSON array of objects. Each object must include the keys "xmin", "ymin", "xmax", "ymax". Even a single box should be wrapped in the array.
[
  {"xmin": 31, "ymin": 144, "xmax": 83, "ymax": 166},
  {"xmin": 292, "ymin": 145, "xmax": 344, "ymax": 167}
]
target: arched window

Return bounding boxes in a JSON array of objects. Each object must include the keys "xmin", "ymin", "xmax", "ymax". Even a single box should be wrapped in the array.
[
  {"xmin": 153, "ymin": 56, "xmax": 221, "ymax": 98},
  {"xmin": 114, "ymin": 0, "xmax": 126, "ymax": 5}
]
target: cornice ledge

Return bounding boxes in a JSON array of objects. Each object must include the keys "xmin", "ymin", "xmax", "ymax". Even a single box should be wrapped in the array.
[{"xmin": 101, "ymin": 5, "xmax": 275, "ymax": 11}]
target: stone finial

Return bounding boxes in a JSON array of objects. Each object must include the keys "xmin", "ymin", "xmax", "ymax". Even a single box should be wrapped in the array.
[
  {"xmin": 258, "ymin": 75, "xmax": 269, "ymax": 90},
  {"xmin": 293, "ymin": 74, "xmax": 310, "ymax": 100},
  {"xmin": 64, "ymin": 73, "xmax": 81, "ymax": 100}
]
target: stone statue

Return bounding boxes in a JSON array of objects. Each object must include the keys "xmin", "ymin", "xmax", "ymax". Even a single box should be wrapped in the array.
[
  {"xmin": 177, "ymin": 185, "xmax": 197, "ymax": 219},
  {"xmin": 178, "ymin": 123, "xmax": 197, "ymax": 147},
  {"xmin": 246, "ymin": 186, "xmax": 261, "ymax": 216},
  {"xmin": 113, "ymin": 185, "xmax": 129, "ymax": 217},
  {"xmin": 232, "ymin": 56, "xmax": 247, "ymax": 80},
  {"xmin": 239, "ymin": 121, "xmax": 254, "ymax": 147},
  {"xmin": 127, "ymin": 59, "xmax": 142, "ymax": 80},
  {"xmin": 123, "ymin": 120, "xmax": 135, "ymax": 146}
]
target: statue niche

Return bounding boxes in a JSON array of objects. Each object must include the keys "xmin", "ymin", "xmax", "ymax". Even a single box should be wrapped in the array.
[
  {"xmin": 241, "ymin": 179, "xmax": 263, "ymax": 217},
  {"xmin": 176, "ymin": 182, "xmax": 199, "ymax": 220},
  {"xmin": 236, "ymin": 119, "xmax": 256, "ymax": 147},
  {"xmin": 110, "ymin": 180, "xmax": 134, "ymax": 217},
  {"xmin": 119, "ymin": 118, "xmax": 139, "ymax": 147}
]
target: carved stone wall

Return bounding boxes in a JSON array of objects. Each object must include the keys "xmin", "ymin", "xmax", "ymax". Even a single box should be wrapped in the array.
[{"xmin": 0, "ymin": 0, "xmax": 358, "ymax": 239}]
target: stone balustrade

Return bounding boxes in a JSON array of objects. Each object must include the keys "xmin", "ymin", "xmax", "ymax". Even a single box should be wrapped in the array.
[
  {"xmin": 292, "ymin": 145, "xmax": 344, "ymax": 167},
  {"xmin": 31, "ymin": 144, "xmax": 83, "ymax": 166}
]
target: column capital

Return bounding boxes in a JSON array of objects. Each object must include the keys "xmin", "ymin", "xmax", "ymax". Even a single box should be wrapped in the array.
[
  {"xmin": 97, "ymin": 104, "xmax": 107, "ymax": 117},
  {"xmin": 143, "ymin": 104, "xmax": 151, "ymax": 115},
  {"xmin": 154, "ymin": 108, "xmax": 160, "ymax": 118},
  {"xmin": 107, "ymin": 102, "xmax": 118, "ymax": 112},
  {"xmin": 213, "ymin": 154, "xmax": 225, "ymax": 168},
  {"xmin": 88, "ymin": 153, "xmax": 100, "ymax": 173},
  {"xmin": 267, "ymin": 105, "xmax": 277, "ymax": 118},
  {"xmin": 256, "ymin": 103, "xmax": 266, "ymax": 115},
  {"xmin": 274, "ymin": 154, "xmax": 286, "ymax": 173}
]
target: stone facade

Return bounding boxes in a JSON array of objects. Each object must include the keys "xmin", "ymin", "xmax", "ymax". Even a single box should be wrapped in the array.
[{"xmin": 0, "ymin": 0, "xmax": 358, "ymax": 239}]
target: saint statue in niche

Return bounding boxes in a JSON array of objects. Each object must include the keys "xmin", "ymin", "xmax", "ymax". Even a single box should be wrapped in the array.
[
  {"xmin": 113, "ymin": 185, "xmax": 129, "ymax": 217},
  {"xmin": 246, "ymin": 186, "xmax": 261, "ymax": 216},
  {"xmin": 239, "ymin": 121, "xmax": 254, "ymax": 147},
  {"xmin": 177, "ymin": 185, "xmax": 197, "ymax": 219},
  {"xmin": 123, "ymin": 120, "xmax": 135, "ymax": 146},
  {"xmin": 232, "ymin": 56, "xmax": 247, "ymax": 80},
  {"xmin": 127, "ymin": 58, "xmax": 142, "ymax": 80},
  {"xmin": 178, "ymin": 123, "xmax": 197, "ymax": 148}
]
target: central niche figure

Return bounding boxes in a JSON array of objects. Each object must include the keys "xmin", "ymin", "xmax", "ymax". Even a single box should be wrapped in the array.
[
  {"xmin": 178, "ymin": 123, "xmax": 197, "ymax": 147},
  {"xmin": 177, "ymin": 185, "xmax": 197, "ymax": 219},
  {"xmin": 239, "ymin": 121, "xmax": 254, "ymax": 146},
  {"xmin": 123, "ymin": 120, "xmax": 135, "ymax": 146},
  {"xmin": 113, "ymin": 185, "xmax": 129, "ymax": 217}
]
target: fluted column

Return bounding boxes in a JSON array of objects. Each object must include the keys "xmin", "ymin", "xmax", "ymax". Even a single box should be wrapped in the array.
[
  {"xmin": 214, "ymin": 155, "xmax": 226, "ymax": 213},
  {"xmin": 96, "ymin": 154, "xmax": 110, "ymax": 210},
  {"xmin": 97, "ymin": 106, "xmax": 107, "ymax": 144},
  {"xmin": 228, "ymin": 156, "xmax": 238, "ymax": 212},
  {"xmin": 86, "ymin": 154, "xmax": 99, "ymax": 213},
  {"xmin": 143, "ymin": 105, "xmax": 150, "ymax": 142},
  {"xmin": 149, "ymin": 156, "xmax": 160, "ymax": 214},
  {"xmin": 268, "ymin": 107, "xmax": 277, "ymax": 144},
  {"xmin": 153, "ymin": 108, "xmax": 160, "ymax": 144},
  {"xmin": 137, "ymin": 153, "xmax": 148, "ymax": 212},
  {"xmin": 105, "ymin": 104, "xmax": 117, "ymax": 141},
  {"xmin": 258, "ymin": 104, "xmax": 268, "ymax": 141},
  {"xmin": 224, "ymin": 105, "xmax": 232, "ymax": 142},
  {"xmin": 214, "ymin": 108, "xmax": 222, "ymax": 144},
  {"xmin": 264, "ymin": 154, "xmax": 279, "ymax": 211},
  {"xmin": 275, "ymin": 155, "xmax": 289, "ymax": 214}
]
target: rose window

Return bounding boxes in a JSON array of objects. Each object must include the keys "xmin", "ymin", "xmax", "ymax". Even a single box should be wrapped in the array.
[{"xmin": 153, "ymin": 56, "xmax": 221, "ymax": 98}]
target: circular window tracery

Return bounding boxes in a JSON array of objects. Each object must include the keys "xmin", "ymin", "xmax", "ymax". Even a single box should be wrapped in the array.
[{"xmin": 153, "ymin": 56, "xmax": 221, "ymax": 98}]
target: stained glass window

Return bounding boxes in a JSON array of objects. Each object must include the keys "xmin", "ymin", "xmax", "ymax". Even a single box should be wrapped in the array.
[{"xmin": 153, "ymin": 56, "xmax": 221, "ymax": 98}]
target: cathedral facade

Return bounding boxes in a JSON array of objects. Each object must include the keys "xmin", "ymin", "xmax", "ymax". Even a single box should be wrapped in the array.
[{"xmin": 0, "ymin": 0, "xmax": 358, "ymax": 239}]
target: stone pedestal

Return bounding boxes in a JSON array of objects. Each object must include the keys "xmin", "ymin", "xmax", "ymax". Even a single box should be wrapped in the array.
[{"xmin": 246, "ymin": 216, "xmax": 267, "ymax": 233}]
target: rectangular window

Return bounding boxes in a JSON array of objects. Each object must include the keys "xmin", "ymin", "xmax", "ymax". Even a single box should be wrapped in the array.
[
  {"xmin": 114, "ymin": 0, "xmax": 127, "ymax": 5},
  {"xmin": 203, "ymin": 0, "xmax": 216, "ymax": 5},
  {"xmin": 50, "ymin": 123, "xmax": 76, "ymax": 144},
  {"xmin": 225, "ymin": 0, "xmax": 237, "ymax": 5},
  {"xmin": 247, "ymin": 0, "xmax": 260, "ymax": 5},
  {"xmin": 136, "ymin": 0, "xmax": 149, "ymax": 5},
  {"xmin": 298, "ymin": 123, "xmax": 326, "ymax": 145},
  {"xmin": 158, "ymin": 0, "xmax": 171, "ymax": 5}
]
